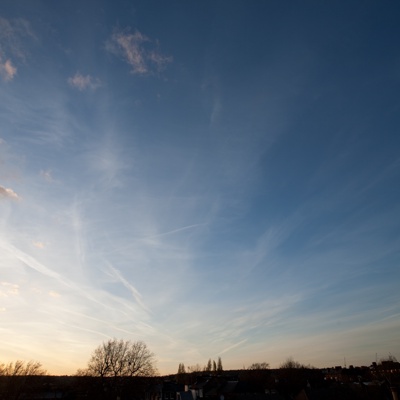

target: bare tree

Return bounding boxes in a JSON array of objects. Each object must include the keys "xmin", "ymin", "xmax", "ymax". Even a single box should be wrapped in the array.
[
  {"xmin": 0, "ymin": 360, "xmax": 46, "ymax": 400},
  {"xmin": 187, "ymin": 364, "xmax": 202, "ymax": 373},
  {"xmin": 0, "ymin": 360, "xmax": 46, "ymax": 376},
  {"xmin": 126, "ymin": 340, "xmax": 157, "ymax": 376},
  {"xmin": 279, "ymin": 357, "xmax": 304, "ymax": 369},
  {"xmin": 248, "ymin": 362, "xmax": 269, "ymax": 370},
  {"xmin": 85, "ymin": 338, "xmax": 157, "ymax": 378},
  {"xmin": 277, "ymin": 357, "xmax": 315, "ymax": 398}
]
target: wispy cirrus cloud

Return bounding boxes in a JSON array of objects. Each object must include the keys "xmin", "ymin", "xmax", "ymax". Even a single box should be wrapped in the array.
[
  {"xmin": 0, "ymin": 17, "xmax": 35, "ymax": 82},
  {"xmin": 0, "ymin": 17, "xmax": 34, "ymax": 60},
  {"xmin": 40, "ymin": 169, "xmax": 53, "ymax": 182},
  {"xmin": 0, "ymin": 184, "xmax": 19, "ymax": 200},
  {"xmin": 105, "ymin": 28, "xmax": 172, "ymax": 75},
  {"xmin": 68, "ymin": 72, "xmax": 101, "ymax": 91},
  {"xmin": 32, "ymin": 241, "xmax": 46, "ymax": 249},
  {"xmin": 0, "ymin": 282, "xmax": 19, "ymax": 296},
  {"xmin": 0, "ymin": 58, "xmax": 17, "ymax": 81}
]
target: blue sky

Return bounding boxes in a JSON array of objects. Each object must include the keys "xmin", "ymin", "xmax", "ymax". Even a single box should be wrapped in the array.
[{"xmin": 0, "ymin": 1, "xmax": 399, "ymax": 375}]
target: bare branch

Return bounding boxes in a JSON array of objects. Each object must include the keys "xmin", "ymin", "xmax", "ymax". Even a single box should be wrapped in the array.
[{"xmin": 85, "ymin": 338, "xmax": 157, "ymax": 378}]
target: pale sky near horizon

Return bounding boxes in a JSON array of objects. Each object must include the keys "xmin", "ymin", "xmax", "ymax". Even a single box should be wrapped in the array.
[{"xmin": 0, "ymin": 0, "xmax": 399, "ymax": 375}]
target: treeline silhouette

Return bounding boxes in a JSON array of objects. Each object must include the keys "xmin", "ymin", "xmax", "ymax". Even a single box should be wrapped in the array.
[{"xmin": 1, "ymin": 339, "xmax": 399, "ymax": 400}]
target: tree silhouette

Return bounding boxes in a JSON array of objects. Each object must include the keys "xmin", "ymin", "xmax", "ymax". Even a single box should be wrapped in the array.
[
  {"xmin": 0, "ymin": 360, "xmax": 46, "ymax": 400},
  {"xmin": 217, "ymin": 357, "xmax": 223, "ymax": 372},
  {"xmin": 279, "ymin": 357, "xmax": 304, "ymax": 369},
  {"xmin": 85, "ymin": 338, "xmax": 157, "ymax": 378},
  {"xmin": 177, "ymin": 363, "xmax": 186, "ymax": 374},
  {"xmin": 248, "ymin": 362, "xmax": 269, "ymax": 370},
  {"xmin": 277, "ymin": 357, "xmax": 314, "ymax": 399},
  {"xmin": 0, "ymin": 360, "xmax": 46, "ymax": 376}
]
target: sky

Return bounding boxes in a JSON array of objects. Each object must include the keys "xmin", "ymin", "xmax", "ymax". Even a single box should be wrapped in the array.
[{"xmin": 0, "ymin": 0, "xmax": 399, "ymax": 376}]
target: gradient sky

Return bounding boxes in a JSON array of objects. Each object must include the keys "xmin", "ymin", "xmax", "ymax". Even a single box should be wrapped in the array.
[{"xmin": 0, "ymin": 0, "xmax": 399, "ymax": 375}]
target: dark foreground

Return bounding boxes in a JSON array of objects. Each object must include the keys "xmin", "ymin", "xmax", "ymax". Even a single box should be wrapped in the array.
[{"xmin": 1, "ymin": 366, "xmax": 399, "ymax": 400}]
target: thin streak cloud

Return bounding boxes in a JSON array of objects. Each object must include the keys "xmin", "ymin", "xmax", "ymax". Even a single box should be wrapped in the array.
[
  {"xmin": 146, "ymin": 223, "xmax": 207, "ymax": 239},
  {"xmin": 218, "ymin": 339, "xmax": 248, "ymax": 356},
  {"xmin": 107, "ymin": 263, "xmax": 150, "ymax": 313},
  {"xmin": 0, "ymin": 240, "xmax": 74, "ymax": 284}
]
